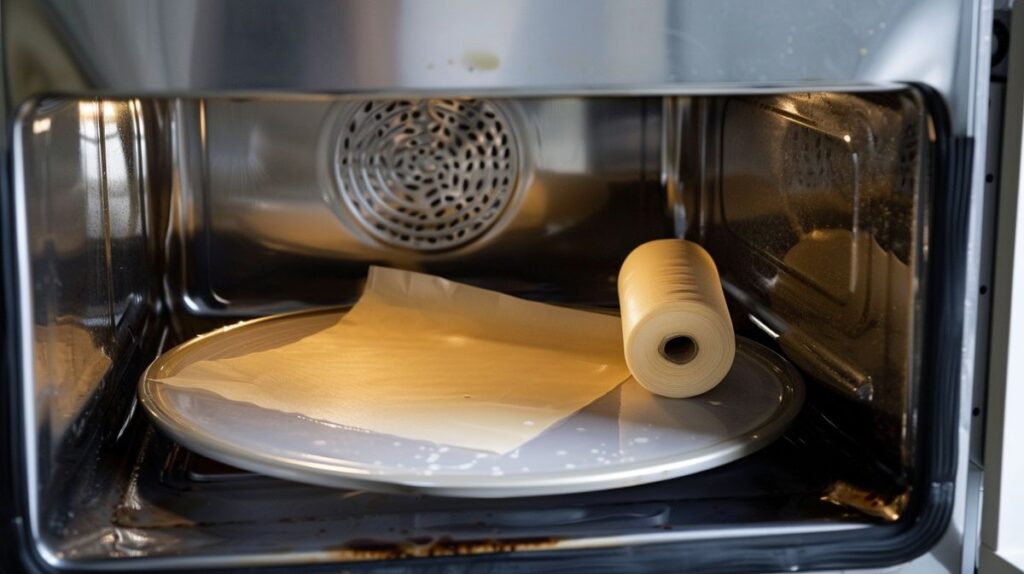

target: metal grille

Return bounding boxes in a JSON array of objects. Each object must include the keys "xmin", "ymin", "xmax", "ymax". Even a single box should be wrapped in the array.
[{"xmin": 331, "ymin": 99, "xmax": 519, "ymax": 252}]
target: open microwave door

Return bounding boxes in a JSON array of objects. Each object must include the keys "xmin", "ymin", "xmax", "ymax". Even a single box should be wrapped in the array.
[{"xmin": 981, "ymin": 6, "xmax": 1024, "ymax": 573}]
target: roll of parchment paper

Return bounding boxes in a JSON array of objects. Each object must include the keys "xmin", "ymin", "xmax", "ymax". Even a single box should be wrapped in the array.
[{"xmin": 618, "ymin": 239, "xmax": 736, "ymax": 398}]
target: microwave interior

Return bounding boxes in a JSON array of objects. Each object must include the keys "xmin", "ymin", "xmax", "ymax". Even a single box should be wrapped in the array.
[{"xmin": 9, "ymin": 88, "xmax": 959, "ymax": 571}]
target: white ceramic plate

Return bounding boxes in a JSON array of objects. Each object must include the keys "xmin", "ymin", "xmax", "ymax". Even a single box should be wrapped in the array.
[{"xmin": 139, "ymin": 308, "xmax": 804, "ymax": 498}]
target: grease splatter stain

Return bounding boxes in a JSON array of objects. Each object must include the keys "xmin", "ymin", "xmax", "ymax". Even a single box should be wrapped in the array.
[{"xmin": 462, "ymin": 50, "xmax": 500, "ymax": 72}]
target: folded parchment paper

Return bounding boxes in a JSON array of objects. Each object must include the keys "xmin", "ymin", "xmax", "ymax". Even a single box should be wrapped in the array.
[{"xmin": 153, "ymin": 266, "xmax": 632, "ymax": 454}]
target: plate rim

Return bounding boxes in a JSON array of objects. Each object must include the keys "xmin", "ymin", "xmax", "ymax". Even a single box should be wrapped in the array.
[{"xmin": 139, "ymin": 308, "xmax": 805, "ymax": 497}]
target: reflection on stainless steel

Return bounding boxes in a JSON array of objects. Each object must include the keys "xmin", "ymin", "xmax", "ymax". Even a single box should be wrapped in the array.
[
  {"xmin": 823, "ymin": 480, "xmax": 910, "ymax": 522},
  {"xmin": 700, "ymin": 92, "xmax": 927, "ymax": 470},
  {"xmin": 16, "ymin": 98, "xmax": 155, "ymax": 542},
  {"xmin": 774, "ymin": 230, "xmax": 913, "ymax": 405},
  {"xmin": 33, "ymin": 322, "xmax": 111, "ymax": 442}
]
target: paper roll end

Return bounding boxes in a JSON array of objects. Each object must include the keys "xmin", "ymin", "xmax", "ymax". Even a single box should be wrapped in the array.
[{"xmin": 659, "ymin": 335, "xmax": 699, "ymax": 365}]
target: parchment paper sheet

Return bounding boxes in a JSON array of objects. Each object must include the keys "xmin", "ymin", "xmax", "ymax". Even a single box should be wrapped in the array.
[{"xmin": 154, "ymin": 266, "xmax": 632, "ymax": 454}]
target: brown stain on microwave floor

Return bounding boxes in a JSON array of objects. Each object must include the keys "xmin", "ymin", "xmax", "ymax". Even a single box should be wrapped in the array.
[{"xmin": 325, "ymin": 536, "xmax": 559, "ymax": 561}]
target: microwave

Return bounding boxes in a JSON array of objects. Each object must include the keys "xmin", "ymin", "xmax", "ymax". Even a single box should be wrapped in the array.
[{"xmin": 3, "ymin": 1, "xmax": 1023, "ymax": 572}]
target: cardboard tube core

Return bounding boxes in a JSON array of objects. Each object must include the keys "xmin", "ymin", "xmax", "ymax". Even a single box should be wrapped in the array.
[{"xmin": 660, "ymin": 335, "xmax": 699, "ymax": 365}]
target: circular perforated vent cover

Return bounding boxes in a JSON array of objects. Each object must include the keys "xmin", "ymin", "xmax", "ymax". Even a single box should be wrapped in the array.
[{"xmin": 330, "ymin": 99, "xmax": 520, "ymax": 252}]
